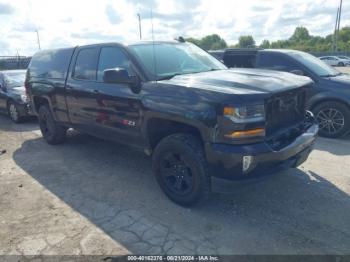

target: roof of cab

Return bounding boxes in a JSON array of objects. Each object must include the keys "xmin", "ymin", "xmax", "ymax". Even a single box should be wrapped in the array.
[
  {"xmin": 30, "ymin": 40, "xmax": 189, "ymax": 58},
  {"xmin": 33, "ymin": 40, "xmax": 186, "ymax": 53}
]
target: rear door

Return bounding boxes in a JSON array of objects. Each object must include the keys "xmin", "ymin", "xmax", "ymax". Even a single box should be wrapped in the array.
[
  {"xmin": 65, "ymin": 47, "xmax": 100, "ymax": 132},
  {"xmin": 92, "ymin": 45, "xmax": 143, "ymax": 146}
]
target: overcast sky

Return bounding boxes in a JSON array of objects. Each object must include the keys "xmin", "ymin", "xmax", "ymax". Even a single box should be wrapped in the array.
[{"xmin": 0, "ymin": 0, "xmax": 349, "ymax": 56}]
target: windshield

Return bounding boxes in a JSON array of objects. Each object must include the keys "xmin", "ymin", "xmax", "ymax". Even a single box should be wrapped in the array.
[
  {"xmin": 129, "ymin": 42, "xmax": 227, "ymax": 80},
  {"xmin": 287, "ymin": 51, "xmax": 340, "ymax": 77},
  {"xmin": 3, "ymin": 71, "xmax": 26, "ymax": 88}
]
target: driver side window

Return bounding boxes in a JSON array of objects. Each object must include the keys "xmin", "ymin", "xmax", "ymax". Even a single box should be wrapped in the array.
[
  {"xmin": 97, "ymin": 47, "xmax": 131, "ymax": 82},
  {"xmin": 257, "ymin": 53, "xmax": 297, "ymax": 71}
]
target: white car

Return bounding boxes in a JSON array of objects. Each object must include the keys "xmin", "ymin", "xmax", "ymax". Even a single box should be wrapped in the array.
[
  {"xmin": 336, "ymin": 55, "xmax": 350, "ymax": 64},
  {"xmin": 319, "ymin": 56, "xmax": 350, "ymax": 67}
]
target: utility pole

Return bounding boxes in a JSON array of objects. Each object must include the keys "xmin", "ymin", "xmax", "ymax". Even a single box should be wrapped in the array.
[
  {"xmin": 338, "ymin": 0, "xmax": 343, "ymax": 32},
  {"xmin": 334, "ymin": 0, "xmax": 343, "ymax": 52},
  {"xmin": 333, "ymin": 8, "xmax": 339, "ymax": 52},
  {"xmin": 137, "ymin": 13, "xmax": 142, "ymax": 39},
  {"xmin": 35, "ymin": 29, "xmax": 41, "ymax": 50}
]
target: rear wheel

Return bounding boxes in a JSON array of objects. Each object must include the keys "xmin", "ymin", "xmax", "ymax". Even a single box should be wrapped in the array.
[
  {"xmin": 314, "ymin": 101, "xmax": 350, "ymax": 138},
  {"xmin": 152, "ymin": 133, "xmax": 211, "ymax": 207},
  {"xmin": 38, "ymin": 105, "xmax": 67, "ymax": 144},
  {"xmin": 7, "ymin": 101, "xmax": 22, "ymax": 123}
]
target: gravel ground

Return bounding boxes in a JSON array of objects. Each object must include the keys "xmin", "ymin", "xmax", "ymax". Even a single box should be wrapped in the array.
[
  {"xmin": 337, "ymin": 66, "xmax": 350, "ymax": 74},
  {"xmin": 0, "ymin": 112, "xmax": 350, "ymax": 256}
]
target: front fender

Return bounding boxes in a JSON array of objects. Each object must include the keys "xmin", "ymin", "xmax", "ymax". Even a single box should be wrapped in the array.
[{"xmin": 141, "ymin": 93, "xmax": 218, "ymax": 143}]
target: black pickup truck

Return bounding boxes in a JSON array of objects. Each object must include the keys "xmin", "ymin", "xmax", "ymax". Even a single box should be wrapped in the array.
[
  {"xmin": 26, "ymin": 41, "xmax": 318, "ymax": 206},
  {"xmin": 211, "ymin": 48, "xmax": 350, "ymax": 138}
]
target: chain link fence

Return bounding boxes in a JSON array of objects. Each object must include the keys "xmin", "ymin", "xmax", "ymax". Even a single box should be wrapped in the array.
[
  {"xmin": 0, "ymin": 56, "xmax": 31, "ymax": 70},
  {"xmin": 310, "ymin": 52, "xmax": 350, "ymax": 57}
]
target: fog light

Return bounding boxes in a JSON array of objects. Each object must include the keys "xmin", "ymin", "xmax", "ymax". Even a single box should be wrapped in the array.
[{"xmin": 243, "ymin": 156, "xmax": 254, "ymax": 173}]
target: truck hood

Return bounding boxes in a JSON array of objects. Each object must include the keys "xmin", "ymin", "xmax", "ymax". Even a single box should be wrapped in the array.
[
  {"xmin": 161, "ymin": 68, "xmax": 313, "ymax": 95},
  {"xmin": 326, "ymin": 73, "xmax": 350, "ymax": 86}
]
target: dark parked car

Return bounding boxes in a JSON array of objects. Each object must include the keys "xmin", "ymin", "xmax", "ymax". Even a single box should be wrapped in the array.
[
  {"xmin": 0, "ymin": 70, "xmax": 33, "ymax": 123},
  {"xmin": 212, "ymin": 48, "xmax": 350, "ymax": 138},
  {"xmin": 26, "ymin": 41, "xmax": 318, "ymax": 206}
]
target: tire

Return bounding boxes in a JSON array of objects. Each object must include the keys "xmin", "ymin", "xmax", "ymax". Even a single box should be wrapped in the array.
[
  {"xmin": 313, "ymin": 101, "xmax": 350, "ymax": 138},
  {"xmin": 7, "ymin": 100, "xmax": 23, "ymax": 123},
  {"xmin": 152, "ymin": 133, "xmax": 211, "ymax": 207},
  {"xmin": 338, "ymin": 62, "xmax": 345, "ymax": 67},
  {"xmin": 38, "ymin": 105, "xmax": 67, "ymax": 145}
]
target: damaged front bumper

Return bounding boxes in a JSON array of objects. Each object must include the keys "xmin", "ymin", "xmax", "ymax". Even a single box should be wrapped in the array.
[{"xmin": 205, "ymin": 113, "xmax": 318, "ymax": 180}]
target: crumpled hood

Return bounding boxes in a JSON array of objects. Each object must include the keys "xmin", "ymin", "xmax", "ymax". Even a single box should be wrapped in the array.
[
  {"xmin": 327, "ymin": 73, "xmax": 350, "ymax": 86},
  {"xmin": 161, "ymin": 68, "xmax": 313, "ymax": 95},
  {"xmin": 9, "ymin": 86, "xmax": 25, "ymax": 96}
]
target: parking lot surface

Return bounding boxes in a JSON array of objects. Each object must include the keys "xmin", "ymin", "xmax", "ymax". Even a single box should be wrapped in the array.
[
  {"xmin": 338, "ymin": 66, "xmax": 350, "ymax": 74},
  {"xmin": 1, "ymin": 111, "xmax": 350, "ymax": 255}
]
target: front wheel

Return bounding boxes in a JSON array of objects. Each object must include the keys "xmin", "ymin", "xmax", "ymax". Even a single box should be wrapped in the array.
[
  {"xmin": 38, "ymin": 105, "xmax": 67, "ymax": 144},
  {"xmin": 7, "ymin": 101, "xmax": 22, "ymax": 123},
  {"xmin": 152, "ymin": 133, "xmax": 211, "ymax": 207},
  {"xmin": 314, "ymin": 101, "xmax": 350, "ymax": 138},
  {"xmin": 338, "ymin": 62, "xmax": 345, "ymax": 67}
]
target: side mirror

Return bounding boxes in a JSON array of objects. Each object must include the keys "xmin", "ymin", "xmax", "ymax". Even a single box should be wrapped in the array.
[
  {"xmin": 290, "ymin": 69, "xmax": 304, "ymax": 76},
  {"xmin": 103, "ymin": 68, "xmax": 141, "ymax": 93},
  {"xmin": 103, "ymin": 68, "xmax": 136, "ymax": 84}
]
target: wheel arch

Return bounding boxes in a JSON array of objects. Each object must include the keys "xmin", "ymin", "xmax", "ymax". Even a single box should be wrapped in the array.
[
  {"xmin": 32, "ymin": 96, "xmax": 51, "ymax": 114},
  {"xmin": 310, "ymin": 97, "xmax": 350, "ymax": 112},
  {"xmin": 145, "ymin": 117, "xmax": 205, "ymax": 152}
]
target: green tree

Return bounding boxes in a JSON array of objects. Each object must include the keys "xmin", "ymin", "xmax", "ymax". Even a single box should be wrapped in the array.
[
  {"xmin": 201, "ymin": 34, "xmax": 227, "ymax": 50},
  {"xmin": 186, "ymin": 34, "xmax": 227, "ymax": 50},
  {"xmin": 186, "ymin": 25, "xmax": 350, "ymax": 53},
  {"xmin": 260, "ymin": 39, "xmax": 270, "ymax": 48},
  {"xmin": 290, "ymin": 26, "xmax": 310, "ymax": 42},
  {"xmin": 270, "ymin": 40, "xmax": 289, "ymax": 49},
  {"xmin": 238, "ymin": 35, "xmax": 256, "ymax": 48},
  {"xmin": 338, "ymin": 26, "xmax": 350, "ymax": 43},
  {"xmin": 185, "ymin": 37, "xmax": 201, "ymax": 47}
]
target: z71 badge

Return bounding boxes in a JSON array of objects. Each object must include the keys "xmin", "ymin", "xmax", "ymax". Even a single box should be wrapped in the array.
[{"xmin": 122, "ymin": 119, "xmax": 136, "ymax": 126}]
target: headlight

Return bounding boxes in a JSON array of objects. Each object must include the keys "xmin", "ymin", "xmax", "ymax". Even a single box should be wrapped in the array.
[{"xmin": 223, "ymin": 104, "xmax": 265, "ymax": 123}]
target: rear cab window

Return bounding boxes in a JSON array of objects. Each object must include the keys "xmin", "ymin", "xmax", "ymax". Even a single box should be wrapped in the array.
[{"xmin": 28, "ymin": 48, "xmax": 74, "ymax": 79}]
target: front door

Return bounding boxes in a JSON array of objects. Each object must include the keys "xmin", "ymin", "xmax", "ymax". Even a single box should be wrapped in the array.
[{"xmin": 93, "ymin": 46, "xmax": 143, "ymax": 146}]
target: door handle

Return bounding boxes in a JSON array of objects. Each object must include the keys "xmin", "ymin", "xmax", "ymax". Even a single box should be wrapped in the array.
[{"xmin": 93, "ymin": 89, "xmax": 100, "ymax": 93}]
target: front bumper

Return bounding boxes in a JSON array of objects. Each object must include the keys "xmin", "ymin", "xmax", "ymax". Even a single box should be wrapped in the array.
[{"xmin": 205, "ymin": 123, "xmax": 318, "ymax": 180}]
